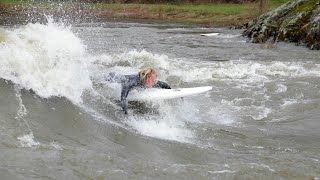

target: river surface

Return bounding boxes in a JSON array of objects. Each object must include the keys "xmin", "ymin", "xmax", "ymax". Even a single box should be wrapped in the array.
[{"xmin": 0, "ymin": 18, "xmax": 320, "ymax": 179}]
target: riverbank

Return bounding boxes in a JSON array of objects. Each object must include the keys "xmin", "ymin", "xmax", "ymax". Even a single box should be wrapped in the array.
[
  {"xmin": 0, "ymin": 0, "xmax": 289, "ymax": 27},
  {"xmin": 91, "ymin": 3, "xmax": 257, "ymax": 26}
]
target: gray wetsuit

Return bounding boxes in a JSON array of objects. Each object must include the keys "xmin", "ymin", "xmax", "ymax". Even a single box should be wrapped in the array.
[{"xmin": 106, "ymin": 73, "xmax": 171, "ymax": 114}]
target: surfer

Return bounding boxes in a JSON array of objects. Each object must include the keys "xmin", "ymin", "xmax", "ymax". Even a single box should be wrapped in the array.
[{"xmin": 106, "ymin": 68, "xmax": 171, "ymax": 114}]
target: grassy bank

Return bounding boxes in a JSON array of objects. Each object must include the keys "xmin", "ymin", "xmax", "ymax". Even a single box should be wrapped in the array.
[
  {"xmin": 92, "ymin": 0, "xmax": 290, "ymax": 26},
  {"xmin": 92, "ymin": 3, "xmax": 253, "ymax": 25},
  {"xmin": 1, "ymin": 0, "xmax": 290, "ymax": 26}
]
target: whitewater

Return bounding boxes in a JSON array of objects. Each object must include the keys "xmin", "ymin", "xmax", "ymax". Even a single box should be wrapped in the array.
[{"xmin": 0, "ymin": 18, "xmax": 319, "ymax": 179}]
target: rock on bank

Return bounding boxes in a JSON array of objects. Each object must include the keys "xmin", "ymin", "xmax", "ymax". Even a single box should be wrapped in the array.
[{"xmin": 243, "ymin": 0, "xmax": 320, "ymax": 50}]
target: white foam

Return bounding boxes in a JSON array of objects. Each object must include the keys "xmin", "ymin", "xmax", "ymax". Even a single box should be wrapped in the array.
[
  {"xmin": 249, "ymin": 106, "xmax": 272, "ymax": 120},
  {"xmin": 93, "ymin": 50, "xmax": 214, "ymax": 83},
  {"xmin": 124, "ymin": 101, "xmax": 195, "ymax": 143},
  {"xmin": 15, "ymin": 89, "xmax": 28, "ymax": 120},
  {"xmin": 17, "ymin": 133, "xmax": 40, "ymax": 148},
  {"xmin": 275, "ymin": 83, "xmax": 287, "ymax": 93},
  {"xmin": 221, "ymin": 98, "xmax": 271, "ymax": 121},
  {"xmin": 248, "ymin": 163, "xmax": 275, "ymax": 172},
  {"xmin": 206, "ymin": 108, "xmax": 236, "ymax": 125},
  {"xmin": 50, "ymin": 141, "xmax": 63, "ymax": 150},
  {"xmin": 281, "ymin": 100, "xmax": 297, "ymax": 107},
  {"xmin": 0, "ymin": 18, "xmax": 92, "ymax": 104},
  {"xmin": 127, "ymin": 116, "xmax": 194, "ymax": 143},
  {"xmin": 213, "ymin": 60, "xmax": 320, "ymax": 82},
  {"xmin": 208, "ymin": 170, "xmax": 236, "ymax": 174},
  {"xmin": 93, "ymin": 51, "xmax": 320, "ymax": 88}
]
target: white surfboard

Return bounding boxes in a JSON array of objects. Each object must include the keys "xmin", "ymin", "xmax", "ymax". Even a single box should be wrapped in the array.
[
  {"xmin": 127, "ymin": 86, "xmax": 212, "ymax": 101},
  {"xmin": 200, "ymin": 33, "xmax": 219, "ymax": 37}
]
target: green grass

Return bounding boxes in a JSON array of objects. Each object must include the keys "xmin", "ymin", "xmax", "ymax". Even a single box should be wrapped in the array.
[
  {"xmin": 94, "ymin": 3, "xmax": 251, "ymax": 16},
  {"xmin": 269, "ymin": 0, "xmax": 292, "ymax": 8},
  {"xmin": 155, "ymin": 4, "xmax": 247, "ymax": 15},
  {"xmin": 0, "ymin": 0, "xmax": 31, "ymax": 5},
  {"xmin": 0, "ymin": 0, "xmax": 41, "ymax": 5}
]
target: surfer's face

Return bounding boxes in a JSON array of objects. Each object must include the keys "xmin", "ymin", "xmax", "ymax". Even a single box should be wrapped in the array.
[{"xmin": 145, "ymin": 73, "xmax": 157, "ymax": 87}]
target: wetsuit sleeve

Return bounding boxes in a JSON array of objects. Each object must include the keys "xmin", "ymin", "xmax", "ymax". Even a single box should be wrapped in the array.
[
  {"xmin": 121, "ymin": 84, "xmax": 131, "ymax": 114},
  {"xmin": 154, "ymin": 80, "xmax": 171, "ymax": 89}
]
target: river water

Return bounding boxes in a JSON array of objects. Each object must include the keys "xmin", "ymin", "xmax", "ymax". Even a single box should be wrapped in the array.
[{"xmin": 0, "ymin": 17, "xmax": 319, "ymax": 179}]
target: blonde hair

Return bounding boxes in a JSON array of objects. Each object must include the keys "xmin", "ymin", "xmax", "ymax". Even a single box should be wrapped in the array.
[{"xmin": 139, "ymin": 68, "xmax": 157, "ymax": 85}]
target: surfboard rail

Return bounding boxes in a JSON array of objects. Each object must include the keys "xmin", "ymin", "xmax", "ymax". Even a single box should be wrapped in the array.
[{"xmin": 127, "ymin": 86, "xmax": 212, "ymax": 101}]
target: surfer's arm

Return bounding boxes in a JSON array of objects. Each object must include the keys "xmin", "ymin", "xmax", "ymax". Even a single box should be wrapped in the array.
[
  {"xmin": 120, "ymin": 75, "xmax": 141, "ymax": 114},
  {"xmin": 120, "ymin": 84, "xmax": 131, "ymax": 114},
  {"xmin": 154, "ymin": 80, "xmax": 171, "ymax": 89}
]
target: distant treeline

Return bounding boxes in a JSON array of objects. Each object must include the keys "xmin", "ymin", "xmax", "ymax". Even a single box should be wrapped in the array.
[{"xmin": 79, "ymin": 0, "xmax": 255, "ymax": 4}]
